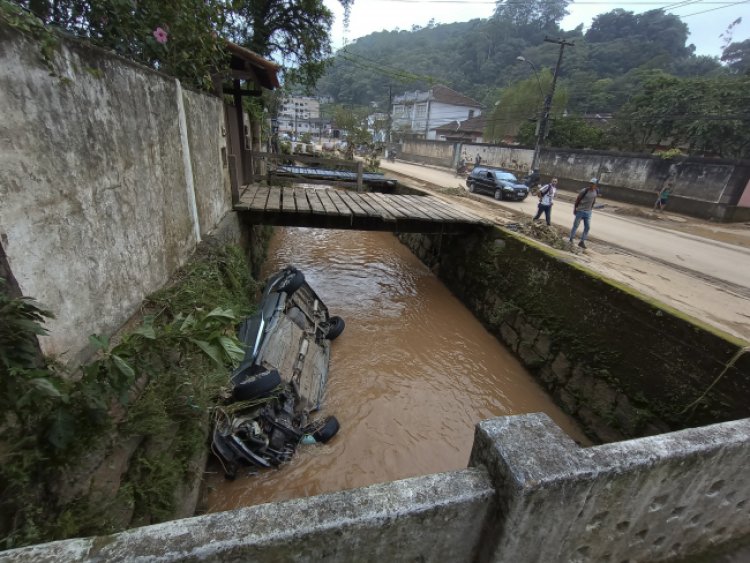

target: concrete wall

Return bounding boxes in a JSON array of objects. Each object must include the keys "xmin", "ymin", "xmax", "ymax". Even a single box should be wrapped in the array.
[
  {"xmin": 398, "ymin": 140, "xmax": 750, "ymax": 221},
  {"xmin": 0, "ymin": 25, "xmax": 231, "ymax": 365},
  {"xmin": 399, "ymin": 227, "xmax": 750, "ymax": 444},
  {"xmin": 3, "ymin": 413, "xmax": 749, "ymax": 562},
  {"xmin": 471, "ymin": 413, "xmax": 750, "ymax": 562}
]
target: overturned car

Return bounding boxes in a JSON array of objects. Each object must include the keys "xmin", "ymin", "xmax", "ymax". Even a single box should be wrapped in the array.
[{"xmin": 212, "ymin": 266, "xmax": 345, "ymax": 479}]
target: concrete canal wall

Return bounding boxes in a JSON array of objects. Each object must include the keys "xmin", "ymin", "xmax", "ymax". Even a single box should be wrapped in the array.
[
  {"xmin": 399, "ymin": 140, "xmax": 750, "ymax": 222},
  {"xmin": 4, "ymin": 413, "xmax": 749, "ymax": 562},
  {"xmin": 400, "ymin": 227, "xmax": 750, "ymax": 443}
]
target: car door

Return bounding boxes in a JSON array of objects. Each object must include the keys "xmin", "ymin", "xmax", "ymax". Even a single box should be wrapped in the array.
[{"xmin": 476, "ymin": 170, "xmax": 492, "ymax": 195}]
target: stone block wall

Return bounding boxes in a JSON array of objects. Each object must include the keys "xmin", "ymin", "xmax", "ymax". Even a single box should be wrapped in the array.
[{"xmin": 399, "ymin": 228, "xmax": 750, "ymax": 443}]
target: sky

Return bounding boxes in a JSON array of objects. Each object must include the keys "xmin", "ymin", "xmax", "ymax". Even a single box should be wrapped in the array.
[{"xmin": 323, "ymin": 0, "xmax": 750, "ymax": 58}]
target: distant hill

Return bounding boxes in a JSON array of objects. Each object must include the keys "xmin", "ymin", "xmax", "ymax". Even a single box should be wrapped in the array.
[{"xmin": 315, "ymin": 9, "xmax": 726, "ymax": 115}]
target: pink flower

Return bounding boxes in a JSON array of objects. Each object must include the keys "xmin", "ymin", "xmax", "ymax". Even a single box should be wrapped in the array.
[{"xmin": 153, "ymin": 27, "xmax": 168, "ymax": 44}]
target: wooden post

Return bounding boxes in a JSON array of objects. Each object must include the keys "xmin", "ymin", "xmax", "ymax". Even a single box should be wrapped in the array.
[{"xmin": 356, "ymin": 161, "xmax": 364, "ymax": 192}]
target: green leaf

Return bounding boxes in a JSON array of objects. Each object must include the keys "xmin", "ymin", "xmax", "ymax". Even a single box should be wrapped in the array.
[
  {"xmin": 29, "ymin": 378, "xmax": 63, "ymax": 398},
  {"xmin": 133, "ymin": 324, "xmax": 156, "ymax": 340},
  {"xmin": 180, "ymin": 314, "xmax": 195, "ymax": 332},
  {"xmin": 112, "ymin": 354, "xmax": 135, "ymax": 381},
  {"xmin": 218, "ymin": 336, "xmax": 245, "ymax": 364},
  {"xmin": 190, "ymin": 338, "xmax": 223, "ymax": 365},
  {"xmin": 205, "ymin": 307, "xmax": 237, "ymax": 321},
  {"xmin": 89, "ymin": 334, "xmax": 109, "ymax": 350}
]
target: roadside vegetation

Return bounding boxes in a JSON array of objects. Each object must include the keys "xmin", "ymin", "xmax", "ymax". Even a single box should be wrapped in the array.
[{"xmin": 0, "ymin": 243, "xmax": 257, "ymax": 550}]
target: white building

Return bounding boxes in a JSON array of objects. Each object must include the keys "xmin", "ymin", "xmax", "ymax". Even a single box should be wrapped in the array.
[
  {"xmin": 391, "ymin": 85, "xmax": 482, "ymax": 141},
  {"xmin": 277, "ymin": 96, "xmax": 321, "ymax": 138}
]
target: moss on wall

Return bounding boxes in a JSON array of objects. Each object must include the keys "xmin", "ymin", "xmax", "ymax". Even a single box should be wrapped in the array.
[{"xmin": 401, "ymin": 228, "xmax": 750, "ymax": 443}]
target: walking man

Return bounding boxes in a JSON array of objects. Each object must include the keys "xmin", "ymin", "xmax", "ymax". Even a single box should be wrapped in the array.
[
  {"xmin": 533, "ymin": 178, "xmax": 558, "ymax": 225},
  {"xmin": 654, "ymin": 183, "xmax": 672, "ymax": 212},
  {"xmin": 569, "ymin": 178, "xmax": 599, "ymax": 249}
]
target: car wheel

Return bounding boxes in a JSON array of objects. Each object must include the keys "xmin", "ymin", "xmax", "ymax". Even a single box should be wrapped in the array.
[
  {"xmin": 312, "ymin": 416, "xmax": 340, "ymax": 443},
  {"xmin": 232, "ymin": 368, "xmax": 282, "ymax": 401},
  {"xmin": 325, "ymin": 316, "xmax": 345, "ymax": 341},
  {"xmin": 494, "ymin": 188, "xmax": 503, "ymax": 200},
  {"xmin": 468, "ymin": 182, "xmax": 475, "ymax": 193},
  {"xmin": 277, "ymin": 270, "xmax": 304, "ymax": 295}
]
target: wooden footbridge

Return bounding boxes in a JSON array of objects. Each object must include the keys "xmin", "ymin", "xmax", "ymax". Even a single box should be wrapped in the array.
[{"xmin": 235, "ymin": 185, "xmax": 490, "ymax": 234}]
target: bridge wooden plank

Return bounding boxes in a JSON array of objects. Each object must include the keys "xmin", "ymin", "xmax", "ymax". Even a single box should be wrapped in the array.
[
  {"xmin": 316, "ymin": 189, "xmax": 340, "ymax": 215},
  {"xmin": 266, "ymin": 186, "xmax": 282, "ymax": 212},
  {"xmin": 409, "ymin": 195, "xmax": 478, "ymax": 223},
  {"xmin": 388, "ymin": 195, "xmax": 436, "ymax": 221},
  {"xmin": 280, "ymin": 187, "xmax": 296, "ymax": 212},
  {"xmin": 249, "ymin": 186, "xmax": 270, "ymax": 211},
  {"xmin": 356, "ymin": 193, "xmax": 396, "ymax": 220},
  {"xmin": 293, "ymin": 188, "xmax": 311, "ymax": 213},
  {"xmin": 337, "ymin": 191, "xmax": 370, "ymax": 217},
  {"xmin": 368, "ymin": 192, "xmax": 410, "ymax": 219},
  {"xmin": 327, "ymin": 189, "xmax": 356, "ymax": 218},
  {"xmin": 428, "ymin": 196, "xmax": 489, "ymax": 223},
  {"xmin": 305, "ymin": 189, "xmax": 328, "ymax": 215},
  {"xmin": 400, "ymin": 194, "xmax": 458, "ymax": 222},
  {"xmin": 345, "ymin": 192, "xmax": 381, "ymax": 217}
]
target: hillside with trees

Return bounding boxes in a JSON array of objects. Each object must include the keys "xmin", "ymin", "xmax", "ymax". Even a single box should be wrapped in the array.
[{"xmin": 316, "ymin": 0, "xmax": 750, "ymax": 158}]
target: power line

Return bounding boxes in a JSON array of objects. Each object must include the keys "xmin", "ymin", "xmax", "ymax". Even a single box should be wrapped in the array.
[{"xmin": 680, "ymin": 0, "xmax": 750, "ymax": 15}]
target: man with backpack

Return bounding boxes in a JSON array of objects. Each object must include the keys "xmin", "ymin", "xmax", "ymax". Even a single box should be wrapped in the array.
[
  {"xmin": 533, "ymin": 178, "xmax": 558, "ymax": 225},
  {"xmin": 569, "ymin": 178, "xmax": 599, "ymax": 249}
]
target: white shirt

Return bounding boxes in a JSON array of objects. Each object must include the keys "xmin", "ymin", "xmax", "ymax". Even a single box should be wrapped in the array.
[{"xmin": 540, "ymin": 184, "xmax": 557, "ymax": 206}]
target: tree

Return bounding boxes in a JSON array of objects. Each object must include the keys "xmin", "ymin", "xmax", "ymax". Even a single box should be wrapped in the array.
[
  {"xmin": 17, "ymin": 0, "xmax": 227, "ymax": 89},
  {"xmin": 484, "ymin": 68, "xmax": 568, "ymax": 143},
  {"xmin": 546, "ymin": 117, "xmax": 606, "ymax": 149},
  {"xmin": 224, "ymin": 0, "xmax": 352, "ymax": 89},
  {"xmin": 15, "ymin": 0, "xmax": 356, "ymax": 90},
  {"xmin": 721, "ymin": 39, "xmax": 750, "ymax": 75},
  {"xmin": 610, "ymin": 74, "xmax": 750, "ymax": 158},
  {"xmin": 493, "ymin": 0, "xmax": 570, "ymax": 30}
]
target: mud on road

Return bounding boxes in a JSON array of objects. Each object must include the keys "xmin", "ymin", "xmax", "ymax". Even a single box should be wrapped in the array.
[{"xmin": 383, "ymin": 165, "xmax": 750, "ymax": 343}]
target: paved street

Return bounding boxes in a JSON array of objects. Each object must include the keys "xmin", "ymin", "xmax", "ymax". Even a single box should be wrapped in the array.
[{"xmin": 380, "ymin": 159, "xmax": 750, "ymax": 342}]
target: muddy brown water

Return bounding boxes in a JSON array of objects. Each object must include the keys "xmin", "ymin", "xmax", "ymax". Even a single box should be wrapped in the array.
[{"xmin": 203, "ymin": 227, "xmax": 587, "ymax": 512}]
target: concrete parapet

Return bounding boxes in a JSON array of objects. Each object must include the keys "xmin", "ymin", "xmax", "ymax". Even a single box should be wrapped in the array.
[
  {"xmin": 2, "ymin": 414, "xmax": 749, "ymax": 561},
  {"xmin": 470, "ymin": 413, "xmax": 750, "ymax": 562},
  {"xmin": 0, "ymin": 469, "xmax": 494, "ymax": 562}
]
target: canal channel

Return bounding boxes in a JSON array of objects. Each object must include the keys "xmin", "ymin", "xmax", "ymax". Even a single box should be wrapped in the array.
[{"xmin": 202, "ymin": 227, "xmax": 588, "ymax": 511}]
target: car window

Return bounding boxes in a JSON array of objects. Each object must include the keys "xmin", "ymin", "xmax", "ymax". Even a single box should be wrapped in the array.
[{"xmin": 494, "ymin": 171, "xmax": 518, "ymax": 182}]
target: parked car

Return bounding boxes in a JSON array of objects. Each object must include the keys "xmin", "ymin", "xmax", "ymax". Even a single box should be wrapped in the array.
[
  {"xmin": 211, "ymin": 266, "xmax": 345, "ymax": 479},
  {"xmin": 466, "ymin": 167, "xmax": 529, "ymax": 201}
]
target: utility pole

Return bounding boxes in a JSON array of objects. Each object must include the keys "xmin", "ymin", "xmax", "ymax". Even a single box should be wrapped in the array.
[
  {"xmin": 532, "ymin": 37, "xmax": 574, "ymax": 172},
  {"xmin": 387, "ymin": 85, "xmax": 392, "ymax": 145}
]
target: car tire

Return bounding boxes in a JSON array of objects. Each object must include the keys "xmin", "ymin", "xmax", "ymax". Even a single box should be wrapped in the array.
[
  {"xmin": 232, "ymin": 369, "xmax": 282, "ymax": 401},
  {"xmin": 312, "ymin": 416, "xmax": 340, "ymax": 443},
  {"xmin": 325, "ymin": 316, "xmax": 345, "ymax": 341},
  {"xmin": 494, "ymin": 189, "xmax": 503, "ymax": 200},
  {"xmin": 277, "ymin": 269, "xmax": 305, "ymax": 295},
  {"xmin": 468, "ymin": 182, "xmax": 475, "ymax": 193}
]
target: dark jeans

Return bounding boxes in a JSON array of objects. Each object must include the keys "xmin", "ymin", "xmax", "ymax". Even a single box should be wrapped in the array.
[{"xmin": 534, "ymin": 204, "xmax": 551, "ymax": 225}]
